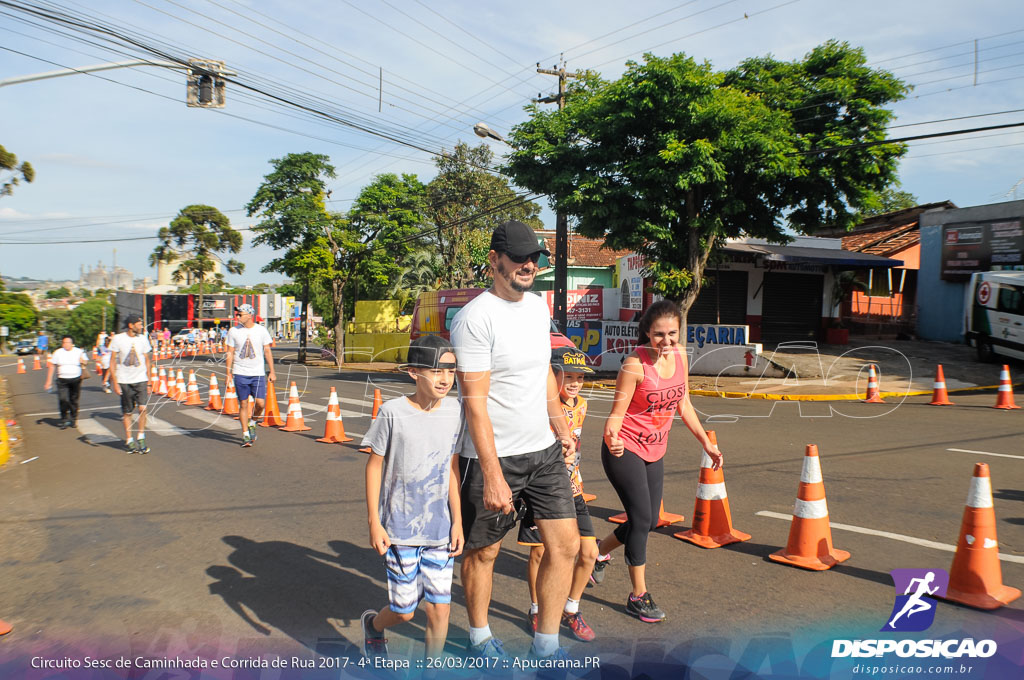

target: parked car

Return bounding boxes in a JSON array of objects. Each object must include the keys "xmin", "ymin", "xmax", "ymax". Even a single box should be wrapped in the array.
[{"xmin": 14, "ymin": 339, "xmax": 37, "ymax": 355}]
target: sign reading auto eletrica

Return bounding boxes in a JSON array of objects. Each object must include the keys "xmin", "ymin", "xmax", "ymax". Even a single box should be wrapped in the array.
[{"xmin": 942, "ymin": 218, "xmax": 1024, "ymax": 281}]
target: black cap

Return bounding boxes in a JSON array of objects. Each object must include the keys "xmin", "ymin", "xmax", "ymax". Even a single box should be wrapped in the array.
[
  {"xmin": 124, "ymin": 314, "xmax": 142, "ymax": 326},
  {"xmin": 551, "ymin": 346, "xmax": 594, "ymax": 373},
  {"xmin": 404, "ymin": 335, "xmax": 456, "ymax": 369},
  {"xmin": 490, "ymin": 220, "xmax": 550, "ymax": 258}
]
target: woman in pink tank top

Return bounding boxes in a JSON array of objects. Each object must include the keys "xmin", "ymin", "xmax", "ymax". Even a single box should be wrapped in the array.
[{"xmin": 591, "ymin": 300, "xmax": 723, "ymax": 623}]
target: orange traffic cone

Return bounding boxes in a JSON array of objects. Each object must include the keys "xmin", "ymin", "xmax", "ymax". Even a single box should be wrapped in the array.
[
  {"xmin": 929, "ymin": 364, "xmax": 954, "ymax": 406},
  {"xmin": 33, "ymin": 354, "xmax": 41, "ymax": 370},
  {"xmin": 157, "ymin": 367, "xmax": 169, "ymax": 396},
  {"xmin": 0, "ymin": 618, "xmax": 11, "ymax": 635},
  {"xmin": 317, "ymin": 387, "xmax": 353, "ymax": 443},
  {"xmin": 166, "ymin": 369, "xmax": 179, "ymax": 400},
  {"xmin": 260, "ymin": 381, "xmax": 285, "ymax": 427},
  {"xmin": 993, "ymin": 365, "xmax": 1020, "ymax": 410},
  {"xmin": 17, "ymin": 358, "xmax": 25, "ymax": 374},
  {"xmin": 674, "ymin": 431, "xmax": 750, "ymax": 548},
  {"xmin": 222, "ymin": 379, "xmax": 240, "ymax": 416},
  {"xmin": 205, "ymin": 374, "xmax": 223, "ymax": 411},
  {"xmin": 280, "ymin": 382, "xmax": 311, "ymax": 432},
  {"xmin": 149, "ymin": 365, "xmax": 159, "ymax": 392},
  {"xmin": 939, "ymin": 463, "xmax": 1021, "ymax": 610},
  {"xmin": 359, "ymin": 388, "xmax": 384, "ymax": 453},
  {"xmin": 174, "ymin": 370, "xmax": 187, "ymax": 403},
  {"xmin": 608, "ymin": 501, "xmax": 683, "ymax": 527},
  {"xmin": 95, "ymin": 359, "xmax": 102, "ymax": 374},
  {"xmin": 582, "ymin": 492, "xmax": 597, "ymax": 503},
  {"xmin": 769, "ymin": 444, "xmax": 850, "ymax": 570},
  {"xmin": 864, "ymin": 364, "xmax": 885, "ymax": 403},
  {"xmin": 185, "ymin": 371, "xmax": 202, "ymax": 405}
]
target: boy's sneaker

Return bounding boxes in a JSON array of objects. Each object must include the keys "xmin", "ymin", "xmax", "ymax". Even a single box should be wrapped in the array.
[
  {"xmin": 125, "ymin": 440, "xmax": 138, "ymax": 454},
  {"xmin": 590, "ymin": 554, "xmax": 611, "ymax": 585},
  {"xmin": 248, "ymin": 423, "xmax": 257, "ymax": 443},
  {"xmin": 241, "ymin": 433, "xmax": 252, "ymax": 448},
  {"xmin": 360, "ymin": 609, "xmax": 388, "ymax": 661},
  {"xmin": 626, "ymin": 592, "xmax": 666, "ymax": 623},
  {"xmin": 103, "ymin": 385, "xmax": 112, "ymax": 394},
  {"xmin": 527, "ymin": 646, "xmax": 571, "ymax": 660},
  {"xmin": 137, "ymin": 438, "xmax": 150, "ymax": 455},
  {"xmin": 562, "ymin": 611, "xmax": 595, "ymax": 642},
  {"xmin": 467, "ymin": 636, "xmax": 508, "ymax": 660},
  {"xmin": 527, "ymin": 610, "xmax": 538, "ymax": 634}
]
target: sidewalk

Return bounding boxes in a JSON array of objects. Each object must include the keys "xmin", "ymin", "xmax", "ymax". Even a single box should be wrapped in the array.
[{"xmin": 319, "ymin": 339, "xmax": 1014, "ymax": 401}]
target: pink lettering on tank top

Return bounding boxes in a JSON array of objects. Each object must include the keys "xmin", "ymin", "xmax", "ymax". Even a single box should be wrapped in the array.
[{"xmin": 617, "ymin": 347, "xmax": 687, "ymax": 462}]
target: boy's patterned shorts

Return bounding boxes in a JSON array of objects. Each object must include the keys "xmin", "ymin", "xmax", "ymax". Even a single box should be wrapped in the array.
[{"xmin": 385, "ymin": 545, "xmax": 454, "ymax": 614}]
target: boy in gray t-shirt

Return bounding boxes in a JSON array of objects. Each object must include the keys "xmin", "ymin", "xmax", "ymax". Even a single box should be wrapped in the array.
[{"xmin": 361, "ymin": 335, "xmax": 464, "ymax": 663}]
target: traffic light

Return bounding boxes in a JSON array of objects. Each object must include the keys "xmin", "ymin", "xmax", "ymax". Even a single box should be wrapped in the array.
[{"xmin": 186, "ymin": 59, "xmax": 226, "ymax": 108}]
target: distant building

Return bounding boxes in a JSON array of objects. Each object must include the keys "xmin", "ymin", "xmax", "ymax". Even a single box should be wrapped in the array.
[
  {"xmin": 156, "ymin": 253, "xmax": 221, "ymax": 287},
  {"xmin": 79, "ymin": 261, "xmax": 133, "ymax": 290}
]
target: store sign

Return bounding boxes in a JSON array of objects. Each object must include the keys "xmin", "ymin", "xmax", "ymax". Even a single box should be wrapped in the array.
[
  {"xmin": 942, "ymin": 218, "xmax": 1024, "ymax": 281},
  {"xmin": 617, "ymin": 254, "xmax": 646, "ymax": 311},
  {"xmin": 200, "ymin": 299, "xmax": 226, "ymax": 310},
  {"xmin": 545, "ymin": 289, "xmax": 603, "ymax": 320}
]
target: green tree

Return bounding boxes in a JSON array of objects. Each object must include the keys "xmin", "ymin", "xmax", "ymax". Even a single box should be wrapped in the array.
[
  {"xmin": 46, "ymin": 286, "xmax": 71, "ymax": 299},
  {"xmin": 76, "ymin": 289, "xmax": 92, "ymax": 298},
  {"xmin": 0, "ymin": 291, "xmax": 35, "ymax": 308},
  {"xmin": 426, "ymin": 142, "xmax": 543, "ymax": 288},
  {"xmin": 386, "ymin": 247, "xmax": 442, "ymax": 314},
  {"xmin": 67, "ymin": 297, "xmax": 115, "ymax": 348},
  {"xmin": 39, "ymin": 309, "xmax": 71, "ymax": 339},
  {"xmin": 854, "ymin": 182, "xmax": 918, "ymax": 221},
  {"xmin": 505, "ymin": 42, "xmax": 908, "ymax": 316},
  {"xmin": 0, "ymin": 303, "xmax": 36, "ymax": 336},
  {"xmin": 149, "ymin": 205, "xmax": 244, "ymax": 330},
  {"xmin": 0, "ymin": 144, "xmax": 35, "ymax": 198}
]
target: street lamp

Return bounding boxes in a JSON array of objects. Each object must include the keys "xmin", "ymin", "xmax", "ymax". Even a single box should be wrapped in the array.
[{"xmin": 472, "ymin": 123, "xmax": 568, "ymax": 332}]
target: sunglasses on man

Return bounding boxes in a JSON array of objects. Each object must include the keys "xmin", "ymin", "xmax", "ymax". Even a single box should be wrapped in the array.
[{"xmin": 504, "ymin": 251, "xmax": 541, "ymax": 264}]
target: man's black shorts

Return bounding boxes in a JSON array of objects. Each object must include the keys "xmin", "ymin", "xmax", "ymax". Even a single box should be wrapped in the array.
[
  {"xmin": 518, "ymin": 495, "xmax": 594, "ymax": 546},
  {"xmin": 119, "ymin": 382, "xmax": 147, "ymax": 414},
  {"xmin": 459, "ymin": 441, "xmax": 577, "ymax": 550}
]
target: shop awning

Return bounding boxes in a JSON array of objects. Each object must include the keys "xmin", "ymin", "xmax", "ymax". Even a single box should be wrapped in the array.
[{"xmin": 723, "ymin": 242, "xmax": 903, "ymax": 268}]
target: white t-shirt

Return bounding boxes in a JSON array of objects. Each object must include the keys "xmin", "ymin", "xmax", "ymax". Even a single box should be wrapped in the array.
[
  {"xmin": 109, "ymin": 332, "xmax": 152, "ymax": 384},
  {"xmin": 227, "ymin": 324, "xmax": 273, "ymax": 376},
  {"xmin": 451, "ymin": 290, "xmax": 555, "ymax": 458},
  {"xmin": 49, "ymin": 347, "xmax": 87, "ymax": 379}
]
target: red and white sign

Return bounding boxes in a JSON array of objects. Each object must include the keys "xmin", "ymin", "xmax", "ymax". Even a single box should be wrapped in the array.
[
  {"xmin": 977, "ymin": 281, "xmax": 992, "ymax": 305},
  {"xmin": 545, "ymin": 289, "xmax": 603, "ymax": 321}
]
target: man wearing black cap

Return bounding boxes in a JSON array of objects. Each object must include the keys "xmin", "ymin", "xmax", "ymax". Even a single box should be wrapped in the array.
[
  {"xmin": 451, "ymin": 220, "xmax": 580, "ymax": 660},
  {"xmin": 109, "ymin": 314, "xmax": 154, "ymax": 453}
]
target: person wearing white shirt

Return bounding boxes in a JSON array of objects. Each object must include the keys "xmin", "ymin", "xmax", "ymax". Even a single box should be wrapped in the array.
[
  {"xmin": 225, "ymin": 304, "xmax": 276, "ymax": 447},
  {"xmin": 43, "ymin": 335, "xmax": 91, "ymax": 429},
  {"xmin": 109, "ymin": 315, "xmax": 154, "ymax": 454}
]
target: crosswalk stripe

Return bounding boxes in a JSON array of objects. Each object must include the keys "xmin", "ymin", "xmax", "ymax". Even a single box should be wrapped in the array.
[
  {"xmin": 143, "ymin": 413, "xmax": 189, "ymax": 437},
  {"xmin": 177, "ymin": 408, "xmax": 239, "ymax": 432},
  {"xmin": 76, "ymin": 417, "xmax": 120, "ymax": 444}
]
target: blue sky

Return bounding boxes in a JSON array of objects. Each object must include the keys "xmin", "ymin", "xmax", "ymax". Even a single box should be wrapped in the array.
[{"xmin": 1, "ymin": 0, "xmax": 1023, "ymax": 285}]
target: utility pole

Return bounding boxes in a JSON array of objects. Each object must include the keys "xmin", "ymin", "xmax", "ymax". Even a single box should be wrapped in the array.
[{"xmin": 537, "ymin": 57, "xmax": 579, "ymax": 332}]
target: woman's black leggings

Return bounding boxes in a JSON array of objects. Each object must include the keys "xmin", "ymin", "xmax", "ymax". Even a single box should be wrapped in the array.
[{"xmin": 601, "ymin": 442, "xmax": 664, "ymax": 567}]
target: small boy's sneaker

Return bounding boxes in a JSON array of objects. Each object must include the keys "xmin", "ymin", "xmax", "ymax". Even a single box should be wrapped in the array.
[
  {"xmin": 626, "ymin": 592, "xmax": 666, "ymax": 623},
  {"xmin": 125, "ymin": 440, "xmax": 138, "ymax": 454},
  {"xmin": 467, "ymin": 636, "xmax": 508, "ymax": 660},
  {"xmin": 248, "ymin": 423, "xmax": 257, "ymax": 444},
  {"xmin": 103, "ymin": 384, "xmax": 112, "ymax": 394},
  {"xmin": 137, "ymin": 438, "xmax": 150, "ymax": 455},
  {"xmin": 361, "ymin": 609, "xmax": 388, "ymax": 661},
  {"xmin": 590, "ymin": 554, "xmax": 611, "ymax": 585},
  {"xmin": 527, "ymin": 610, "xmax": 538, "ymax": 634},
  {"xmin": 241, "ymin": 433, "xmax": 252, "ymax": 448},
  {"xmin": 562, "ymin": 611, "xmax": 595, "ymax": 641}
]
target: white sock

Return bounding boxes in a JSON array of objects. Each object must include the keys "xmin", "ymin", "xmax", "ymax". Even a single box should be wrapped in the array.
[
  {"xmin": 529, "ymin": 602, "xmax": 538, "ymax": 615},
  {"xmin": 126, "ymin": 437, "xmax": 134, "ymax": 445},
  {"xmin": 469, "ymin": 625, "xmax": 492, "ymax": 646},
  {"xmin": 531, "ymin": 632, "xmax": 559, "ymax": 657},
  {"xmin": 563, "ymin": 598, "xmax": 579, "ymax": 615}
]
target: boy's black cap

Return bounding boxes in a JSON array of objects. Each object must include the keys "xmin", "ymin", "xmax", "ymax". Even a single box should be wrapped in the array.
[
  {"xmin": 124, "ymin": 314, "xmax": 142, "ymax": 326},
  {"xmin": 490, "ymin": 220, "xmax": 550, "ymax": 258},
  {"xmin": 403, "ymin": 334, "xmax": 456, "ymax": 369},
  {"xmin": 551, "ymin": 346, "xmax": 594, "ymax": 373}
]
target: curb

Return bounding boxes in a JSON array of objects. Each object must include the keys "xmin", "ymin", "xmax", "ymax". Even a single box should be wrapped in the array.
[
  {"xmin": 0, "ymin": 375, "xmax": 10, "ymax": 467},
  {"xmin": 687, "ymin": 382, "xmax": 1018, "ymax": 402}
]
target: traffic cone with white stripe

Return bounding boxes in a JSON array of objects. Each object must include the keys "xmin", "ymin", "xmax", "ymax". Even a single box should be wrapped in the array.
[
  {"xmin": 95, "ymin": 359, "xmax": 102, "ymax": 374},
  {"xmin": 33, "ymin": 354, "xmax": 41, "ymax": 370},
  {"xmin": 674, "ymin": 431, "xmax": 750, "ymax": 548},
  {"xmin": 939, "ymin": 463, "xmax": 1021, "ymax": 610},
  {"xmin": 609, "ymin": 501, "xmax": 684, "ymax": 527},
  {"xmin": 279, "ymin": 381, "xmax": 311, "ymax": 432},
  {"xmin": 166, "ymin": 369, "xmax": 179, "ymax": 400},
  {"xmin": 929, "ymin": 364, "xmax": 954, "ymax": 406},
  {"xmin": 359, "ymin": 388, "xmax": 383, "ymax": 452},
  {"xmin": 993, "ymin": 365, "xmax": 1020, "ymax": 410},
  {"xmin": 260, "ymin": 381, "xmax": 285, "ymax": 427},
  {"xmin": 17, "ymin": 358, "xmax": 25, "ymax": 374},
  {"xmin": 185, "ymin": 370, "xmax": 202, "ymax": 405},
  {"xmin": 150, "ymin": 365, "xmax": 159, "ymax": 392},
  {"xmin": 317, "ymin": 387, "xmax": 353, "ymax": 443},
  {"xmin": 157, "ymin": 367, "xmax": 168, "ymax": 396},
  {"xmin": 768, "ymin": 444, "xmax": 850, "ymax": 570},
  {"xmin": 863, "ymin": 364, "xmax": 885, "ymax": 403},
  {"xmin": 205, "ymin": 374, "xmax": 223, "ymax": 411},
  {"xmin": 175, "ymin": 370, "xmax": 187, "ymax": 403},
  {"xmin": 222, "ymin": 379, "xmax": 240, "ymax": 416}
]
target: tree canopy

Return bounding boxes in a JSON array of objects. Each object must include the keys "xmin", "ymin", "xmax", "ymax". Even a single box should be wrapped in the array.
[
  {"xmin": 0, "ymin": 144, "xmax": 35, "ymax": 198},
  {"xmin": 505, "ymin": 41, "xmax": 908, "ymax": 312},
  {"xmin": 46, "ymin": 286, "xmax": 72, "ymax": 299}
]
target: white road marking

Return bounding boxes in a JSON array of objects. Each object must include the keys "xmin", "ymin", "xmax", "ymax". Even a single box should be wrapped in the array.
[
  {"xmin": 20, "ymin": 456, "xmax": 39, "ymax": 464},
  {"xmin": 947, "ymin": 448, "xmax": 1024, "ymax": 461},
  {"xmin": 177, "ymin": 409, "xmax": 239, "ymax": 432},
  {"xmin": 24, "ymin": 405, "xmax": 111, "ymax": 417},
  {"xmin": 140, "ymin": 413, "xmax": 189, "ymax": 437},
  {"xmin": 756, "ymin": 511, "xmax": 1024, "ymax": 564},
  {"xmin": 76, "ymin": 417, "xmax": 120, "ymax": 444}
]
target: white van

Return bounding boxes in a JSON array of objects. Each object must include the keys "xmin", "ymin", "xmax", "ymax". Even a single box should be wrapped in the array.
[{"xmin": 964, "ymin": 271, "xmax": 1024, "ymax": 362}]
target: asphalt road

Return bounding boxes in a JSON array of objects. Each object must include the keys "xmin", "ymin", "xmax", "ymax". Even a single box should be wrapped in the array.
[{"xmin": 1, "ymin": 350, "xmax": 1023, "ymax": 675}]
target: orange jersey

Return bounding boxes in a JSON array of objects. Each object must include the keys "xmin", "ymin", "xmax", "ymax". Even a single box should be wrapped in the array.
[{"xmin": 557, "ymin": 395, "xmax": 587, "ymax": 496}]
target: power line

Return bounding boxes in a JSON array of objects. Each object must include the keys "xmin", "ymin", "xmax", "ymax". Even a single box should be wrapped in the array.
[
  {"xmin": 906, "ymin": 140, "xmax": 1024, "ymax": 160},
  {"xmin": 792, "ymin": 120, "xmax": 1024, "ymax": 157}
]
